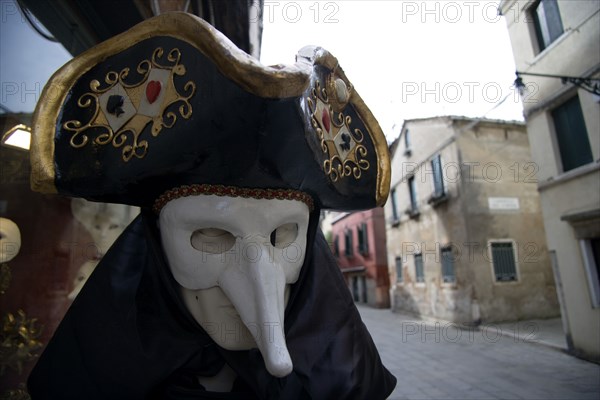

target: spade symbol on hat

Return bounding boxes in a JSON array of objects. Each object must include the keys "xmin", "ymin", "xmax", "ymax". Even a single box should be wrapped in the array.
[{"xmin": 107, "ymin": 95, "xmax": 125, "ymax": 117}]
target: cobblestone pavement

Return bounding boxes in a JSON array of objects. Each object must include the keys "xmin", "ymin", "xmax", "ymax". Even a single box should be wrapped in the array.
[{"xmin": 357, "ymin": 305, "xmax": 600, "ymax": 400}]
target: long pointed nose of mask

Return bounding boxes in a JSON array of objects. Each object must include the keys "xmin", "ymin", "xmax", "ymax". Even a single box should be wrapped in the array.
[{"xmin": 219, "ymin": 252, "xmax": 293, "ymax": 377}]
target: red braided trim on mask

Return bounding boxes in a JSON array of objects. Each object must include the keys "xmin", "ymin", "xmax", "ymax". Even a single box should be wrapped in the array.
[{"xmin": 153, "ymin": 184, "xmax": 314, "ymax": 214}]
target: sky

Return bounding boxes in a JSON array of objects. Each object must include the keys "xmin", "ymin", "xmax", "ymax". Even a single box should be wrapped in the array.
[
  {"xmin": 1, "ymin": 0, "xmax": 525, "ymax": 142},
  {"xmin": 260, "ymin": 1, "xmax": 525, "ymax": 140},
  {"xmin": 0, "ymin": 0, "xmax": 72, "ymax": 114}
]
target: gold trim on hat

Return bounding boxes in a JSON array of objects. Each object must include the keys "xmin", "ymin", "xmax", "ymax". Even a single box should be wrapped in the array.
[
  {"xmin": 299, "ymin": 47, "xmax": 391, "ymax": 207},
  {"xmin": 31, "ymin": 12, "xmax": 310, "ymax": 194},
  {"xmin": 30, "ymin": 13, "xmax": 390, "ymax": 207},
  {"xmin": 153, "ymin": 184, "xmax": 314, "ymax": 214},
  {"xmin": 350, "ymin": 91, "xmax": 391, "ymax": 207}
]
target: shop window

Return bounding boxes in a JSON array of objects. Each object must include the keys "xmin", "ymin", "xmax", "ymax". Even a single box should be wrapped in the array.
[{"xmin": 351, "ymin": 275, "xmax": 367, "ymax": 303}]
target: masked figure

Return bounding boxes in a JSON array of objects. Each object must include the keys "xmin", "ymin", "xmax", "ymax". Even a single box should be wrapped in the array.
[
  {"xmin": 0, "ymin": 217, "xmax": 21, "ymax": 295},
  {"xmin": 27, "ymin": 13, "xmax": 396, "ymax": 399},
  {"xmin": 0, "ymin": 218, "xmax": 21, "ymax": 265},
  {"xmin": 68, "ymin": 199, "xmax": 138, "ymax": 300}
]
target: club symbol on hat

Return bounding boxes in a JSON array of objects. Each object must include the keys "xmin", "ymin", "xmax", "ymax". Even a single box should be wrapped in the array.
[{"xmin": 340, "ymin": 132, "xmax": 351, "ymax": 151}]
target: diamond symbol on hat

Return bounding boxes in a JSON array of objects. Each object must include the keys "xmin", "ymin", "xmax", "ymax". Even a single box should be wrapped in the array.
[
  {"xmin": 99, "ymin": 83, "xmax": 136, "ymax": 131},
  {"xmin": 315, "ymin": 98, "xmax": 335, "ymax": 141}
]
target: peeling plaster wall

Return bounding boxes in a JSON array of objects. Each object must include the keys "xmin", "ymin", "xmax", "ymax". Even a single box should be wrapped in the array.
[
  {"xmin": 457, "ymin": 121, "xmax": 560, "ymax": 322},
  {"xmin": 385, "ymin": 117, "xmax": 560, "ymax": 324}
]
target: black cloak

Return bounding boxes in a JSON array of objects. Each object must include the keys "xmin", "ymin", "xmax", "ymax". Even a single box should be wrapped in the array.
[{"xmin": 28, "ymin": 207, "xmax": 396, "ymax": 399}]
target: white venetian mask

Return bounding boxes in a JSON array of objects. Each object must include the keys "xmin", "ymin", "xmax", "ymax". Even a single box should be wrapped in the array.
[
  {"xmin": 158, "ymin": 194, "xmax": 309, "ymax": 378},
  {"xmin": 0, "ymin": 218, "xmax": 21, "ymax": 264}
]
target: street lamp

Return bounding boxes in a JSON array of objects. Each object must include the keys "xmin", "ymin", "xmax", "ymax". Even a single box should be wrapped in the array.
[{"xmin": 514, "ymin": 71, "xmax": 600, "ymax": 97}]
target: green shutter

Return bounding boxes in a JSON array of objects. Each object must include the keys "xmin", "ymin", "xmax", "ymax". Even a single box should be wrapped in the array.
[
  {"xmin": 395, "ymin": 257, "xmax": 403, "ymax": 283},
  {"xmin": 441, "ymin": 247, "xmax": 455, "ymax": 283},
  {"xmin": 432, "ymin": 155, "xmax": 444, "ymax": 196},
  {"xmin": 491, "ymin": 242, "xmax": 517, "ymax": 281},
  {"xmin": 391, "ymin": 189, "xmax": 399, "ymax": 221},
  {"xmin": 415, "ymin": 253, "xmax": 424, "ymax": 282},
  {"xmin": 552, "ymin": 95, "xmax": 592, "ymax": 172}
]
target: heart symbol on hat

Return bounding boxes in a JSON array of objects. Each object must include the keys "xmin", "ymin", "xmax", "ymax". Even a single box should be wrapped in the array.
[{"xmin": 146, "ymin": 80, "xmax": 162, "ymax": 104}]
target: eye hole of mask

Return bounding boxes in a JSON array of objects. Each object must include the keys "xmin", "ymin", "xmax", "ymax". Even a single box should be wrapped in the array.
[
  {"xmin": 270, "ymin": 223, "xmax": 298, "ymax": 248},
  {"xmin": 191, "ymin": 228, "xmax": 236, "ymax": 254}
]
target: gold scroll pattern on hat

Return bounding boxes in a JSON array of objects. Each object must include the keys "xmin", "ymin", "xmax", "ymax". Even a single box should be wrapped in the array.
[
  {"xmin": 62, "ymin": 47, "xmax": 196, "ymax": 162},
  {"xmin": 307, "ymin": 78, "xmax": 370, "ymax": 183}
]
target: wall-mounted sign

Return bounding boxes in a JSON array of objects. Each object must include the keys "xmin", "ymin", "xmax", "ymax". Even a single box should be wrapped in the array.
[{"xmin": 488, "ymin": 197, "xmax": 520, "ymax": 211}]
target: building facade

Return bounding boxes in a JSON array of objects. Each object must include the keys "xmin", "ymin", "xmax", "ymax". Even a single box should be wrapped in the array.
[
  {"xmin": 332, "ymin": 209, "xmax": 391, "ymax": 308},
  {"xmin": 385, "ymin": 116, "xmax": 559, "ymax": 324},
  {"xmin": 499, "ymin": 0, "xmax": 600, "ymax": 361}
]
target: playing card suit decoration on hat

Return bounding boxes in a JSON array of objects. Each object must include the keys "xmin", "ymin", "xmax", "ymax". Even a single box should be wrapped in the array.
[
  {"xmin": 106, "ymin": 95, "xmax": 125, "ymax": 117},
  {"xmin": 62, "ymin": 47, "xmax": 194, "ymax": 162},
  {"xmin": 30, "ymin": 12, "xmax": 390, "ymax": 211},
  {"xmin": 306, "ymin": 77, "xmax": 369, "ymax": 182},
  {"xmin": 146, "ymin": 81, "xmax": 162, "ymax": 104}
]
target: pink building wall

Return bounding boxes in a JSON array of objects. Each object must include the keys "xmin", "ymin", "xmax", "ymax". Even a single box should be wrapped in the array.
[{"xmin": 332, "ymin": 208, "xmax": 390, "ymax": 308}]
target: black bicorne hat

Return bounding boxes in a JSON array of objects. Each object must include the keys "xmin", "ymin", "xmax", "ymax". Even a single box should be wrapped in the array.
[{"xmin": 30, "ymin": 12, "xmax": 390, "ymax": 211}]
